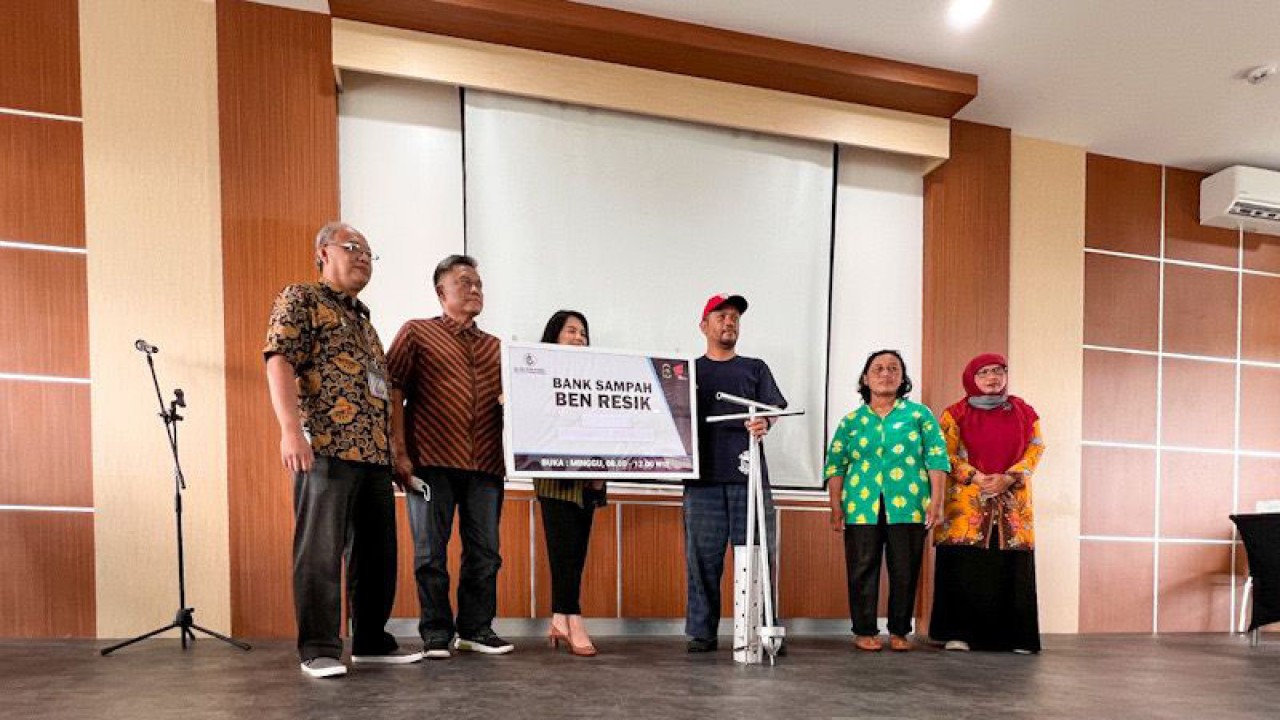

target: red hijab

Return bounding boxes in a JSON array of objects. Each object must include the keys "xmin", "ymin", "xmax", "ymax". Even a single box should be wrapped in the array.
[{"xmin": 945, "ymin": 353, "xmax": 1039, "ymax": 474}]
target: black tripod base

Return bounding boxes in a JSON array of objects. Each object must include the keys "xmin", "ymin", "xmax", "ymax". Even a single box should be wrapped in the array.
[{"xmin": 100, "ymin": 608, "xmax": 251, "ymax": 656}]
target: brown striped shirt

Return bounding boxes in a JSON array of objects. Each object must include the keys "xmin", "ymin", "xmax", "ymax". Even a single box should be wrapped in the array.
[{"xmin": 386, "ymin": 315, "xmax": 504, "ymax": 478}]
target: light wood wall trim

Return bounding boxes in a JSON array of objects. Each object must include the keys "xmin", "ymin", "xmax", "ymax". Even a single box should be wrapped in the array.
[
  {"xmin": 81, "ymin": 0, "xmax": 230, "ymax": 638},
  {"xmin": 218, "ymin": 0, "xmax": 340, "ymax": 639},
  {"xmin": 328, "ymin": 0, "xmax": 976, "ymax": 119},
  {"xmin": 1009, "ymin": 135, "xmax": 1085, "ymax": 634},
  {"xmin": 331, "ymin": 20, "xmax": 950, "ymax": 162}
]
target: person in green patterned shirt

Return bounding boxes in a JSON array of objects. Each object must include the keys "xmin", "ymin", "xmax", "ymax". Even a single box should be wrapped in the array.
[{"xmin": 824, "ymin": 349, "xmax": 948, "ymax": 652}]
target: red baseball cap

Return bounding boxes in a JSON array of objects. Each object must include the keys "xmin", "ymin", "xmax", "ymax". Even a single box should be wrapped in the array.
[{"xmin": 700, "ymin": 293, "xmax": 748, "ymax": 320}]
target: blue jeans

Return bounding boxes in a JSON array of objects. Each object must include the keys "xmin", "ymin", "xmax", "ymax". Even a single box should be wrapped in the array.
[
  {"xmin": 405, "ymin": 467, "xmax": 504, "ymax": 639},
  {"xmin": 683, "ymin": 482, "xmax": 776, "ymax": 640}
]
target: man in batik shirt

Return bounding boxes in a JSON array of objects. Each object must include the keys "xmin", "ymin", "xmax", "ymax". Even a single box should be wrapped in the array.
[{"xmin": 264, "ymin": 222, "xmax": 422, "ymax": 678}]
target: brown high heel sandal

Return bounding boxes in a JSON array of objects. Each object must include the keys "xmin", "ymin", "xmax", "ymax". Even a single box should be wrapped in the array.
[{"xmin": 549, "ymin": 626, "xmax": 597, "ymax": 657}]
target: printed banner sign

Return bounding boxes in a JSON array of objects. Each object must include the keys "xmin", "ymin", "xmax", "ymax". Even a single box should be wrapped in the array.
[{"xmin": 501, "ymin": 342, "xmax": 698, "ymax": 479}]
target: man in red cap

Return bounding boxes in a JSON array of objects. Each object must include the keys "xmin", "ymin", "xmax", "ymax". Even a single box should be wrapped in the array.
[{"xmin": 684, "ymin": 293, "xmax": 787, "ymax": 652}]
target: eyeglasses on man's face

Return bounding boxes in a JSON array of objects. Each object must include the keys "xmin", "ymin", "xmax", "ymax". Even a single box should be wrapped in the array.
[{"xmin": 327, "ymin": 241, "xmax": 379, "ymax": 261}]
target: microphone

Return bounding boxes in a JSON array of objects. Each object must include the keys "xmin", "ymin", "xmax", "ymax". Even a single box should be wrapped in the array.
[
  {"xmin": 173, "ymin": 388, "xmax": 186, "ymax": 408},
  {"xmin": 135, "ymin": 339, "xmax": 159, "ymax": 354}
]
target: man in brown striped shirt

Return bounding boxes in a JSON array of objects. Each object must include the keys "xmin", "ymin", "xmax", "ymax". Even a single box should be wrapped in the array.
[{"xmin": 387, "ymin": 254, "xmax": 512, "ymax": 657}]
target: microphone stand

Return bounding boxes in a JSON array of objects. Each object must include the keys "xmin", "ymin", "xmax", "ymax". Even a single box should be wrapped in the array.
[
  {"xmin": 706, "ymin": 392, "xmax": 803, "ymax": 665},
  {"xmin": 100, "ymin": 348, "xmax": 250, "ymax": 656}
]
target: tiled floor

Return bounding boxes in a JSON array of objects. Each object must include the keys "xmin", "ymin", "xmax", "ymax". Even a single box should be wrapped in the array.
[{"xmin": 2, "ymin": 634, "xmax": 1276, "ymax": 719}]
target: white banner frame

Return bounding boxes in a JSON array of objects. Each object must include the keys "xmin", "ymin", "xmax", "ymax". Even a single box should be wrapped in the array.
[{"xmin": 501, "ymin": 341, "xmax": 699, "ymax": 480}]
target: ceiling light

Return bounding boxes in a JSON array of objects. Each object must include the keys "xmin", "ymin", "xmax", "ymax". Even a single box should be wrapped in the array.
[{"xmin": 948, "ymin": 0, "xmax": 992, "ymax": 30}]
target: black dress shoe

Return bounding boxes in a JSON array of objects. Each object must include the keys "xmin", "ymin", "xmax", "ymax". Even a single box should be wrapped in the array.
[{"xmin": 687, "ymin": 637, "xmax": 719, "ymax": 653}]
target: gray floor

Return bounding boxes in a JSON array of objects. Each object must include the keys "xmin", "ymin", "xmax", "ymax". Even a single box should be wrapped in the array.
[{"xmin": 2, "ymin": 634, "xmax": 1275, "ymax": 719}]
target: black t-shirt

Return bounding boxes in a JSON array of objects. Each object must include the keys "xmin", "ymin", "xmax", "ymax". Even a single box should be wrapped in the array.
[{"xmin": 694, "ymin": 355, "xmax": 787, "ymax": 484}]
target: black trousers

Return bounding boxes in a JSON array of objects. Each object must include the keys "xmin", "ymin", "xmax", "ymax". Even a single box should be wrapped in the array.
[
  {"xmin": 929, "ymin": 539, "xmax": 1041, "ymax": 652},
  {"xmin": 405, "ymin": 467, "xmax": 504, "ymax": 639},
  {"xmin": 292, "ymin": 455, "xmax": 399, "ymax": 661},
  {"xmin": 539, "ymin": 497, "xmax": 596, "ymax": 615},
  {"xmin": 843, "ymin": 506, "xmax": 926, "ymax": 637}
]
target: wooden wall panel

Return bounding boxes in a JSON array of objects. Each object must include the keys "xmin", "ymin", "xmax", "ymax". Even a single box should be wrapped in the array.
[
  {"xmin": 1163, "ymin": 168, "xmax": 1239, "ymax": 267},
  {"xmin": 619, "ymin": 503, "xmax": 686, "ymax": 618},
  {"xmin": 1242, "ymin": 231, "xmax": 1280, "ymax": 274},
  {"xmin": 497, "ymin": 498, "xmax": 533, "ymax": 617},
  {"xmin": 1161, "ymin": 265, "xmax": 1237, "ymax": 358},
  {"xmin": 778, "ymin": 509, "xmax": 846, "ymax": 618},
  {"xmin": 0, "ymin": 0, "xmax": 80, "ymax": 116},
  {"xmin": 392, "ymin": 496, "xmax": 527, "ymax": 619},
  {"xmin": 921, "ymin": 120, "xmax": 1010, "ymax": 630},
  {"xmin": 1081, "ymin": 446, "xmax": 1156, "ymax": 538},
  {"xmin": 922, "ymin": 120, "xmax": 1011, "ymax": 410},
  {"xmin": 1079, "ymin": 541, "xmax": 1154, "ymax": 633},
  {"xmin": 1157, "ymin": 543, "xmax": 1233, "ymax": 633},
  {"xmin": 1159, "ymin": 452, "xmax": 1233, "ymax": 541},
  {"xmin": 0, "ymin": 248, "xmax": 88, "ymax": 377},
  {"xmin": 391, "ymin": 496, "xmax": 417, "ymax": 617},
  {"xmin": 1241, "ymin": 274, "xmax": 1280, "ymax": 363},
  {"xmin": 0, "ymin": 381, "xmax": 91, "ymax": 507},
  {"xmin": 534, "ymin": 502, "xmax": 618, "ymax": 618},
  {"xmin": 0, "ymin": 114, "xmax": 85, "ymax": 247},
  {"xmin": 1084, "ymin": 154, "xmax": 1161, "ymax": 256},
  {"xmin": 0, "ymin": 511, "xmax": 95, "ymax": 637},
  {"xmin": 218, "ymin": 0, "xmax": 339, "ymax": 638},
  {"xmin": 1082, "ymin": 253, "xmax": 1159, "ymax": 351},
  {"xmin": 1160, "ymin": 358, "xmax": 1234, "ymax": 450},
  {"xmin": 329, "ymin": 0, "xmax": 976, "ymax": 118}
]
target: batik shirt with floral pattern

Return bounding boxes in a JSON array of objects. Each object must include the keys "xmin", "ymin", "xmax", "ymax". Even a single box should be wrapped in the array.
[
  {"xmin": 824, "ymin": 398, "xmax": 950, "ymax": 525},
  {"xmin": 263, "ymin": 281, "xmax": 391, "ymax": 466},
  {"xmin": 934, "ymin": 412, "xmax": 1045, "ymax": 550}
]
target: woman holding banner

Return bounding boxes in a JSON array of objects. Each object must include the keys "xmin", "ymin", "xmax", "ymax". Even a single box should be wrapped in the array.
[{"xmin": 536, "ymin": 310, "xmax": 606, "ymax": 657}]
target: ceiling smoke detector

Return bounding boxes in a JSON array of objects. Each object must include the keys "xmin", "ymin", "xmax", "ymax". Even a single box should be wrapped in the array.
[{"xmin": 1244, "ymin": 64, "xmax": 1277, "ymax": 85}]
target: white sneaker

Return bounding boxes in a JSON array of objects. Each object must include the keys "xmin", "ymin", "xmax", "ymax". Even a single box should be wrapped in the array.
[
  {"xmin": 944, "ymin": 640, "xmax": 971, "ymax": 652},
  {"xmin": 1012, "ymin": 648, "xmax": 1035, "ymax": 655},
  {"xmin": 300, "ymin": 657, "xmax": 348, "ymax": 678},
  {"xmin": 351, "ymin": 649, "xmax": 425, "ymax": 665}
]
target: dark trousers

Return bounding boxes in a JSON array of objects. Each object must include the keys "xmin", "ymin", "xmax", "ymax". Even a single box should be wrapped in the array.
[
  {"xmin": 293, "ymin": 455, "xmax": 399, "ymax": 661},
  {"xmin": 540, "ymin": 498, "xmax": 596, "ymax": 615},
  {"xmin": 683, "ymin": 482, "xmax": 776, "ymax": 640},
  {"xmin": 406, "ymin": 467, "xmax": 503, "ymax": 639},
  {"xmin": 929, "ymin": 539, "xmax": 1041, "ymax": 652},
  {"xmin": 843, "ymin": 506, "xmax": 926, "ymax": 637}
]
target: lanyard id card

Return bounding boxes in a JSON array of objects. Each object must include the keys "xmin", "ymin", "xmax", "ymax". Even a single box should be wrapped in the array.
[{"xmin": 367, "ymin": 369, "xmax": 390, "ymax": 400}]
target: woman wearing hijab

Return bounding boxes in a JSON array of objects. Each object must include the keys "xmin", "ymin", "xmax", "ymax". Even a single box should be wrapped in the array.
[{"xmin": 930, "ymin": 353, "xmax": 1046, "ymax": 654}]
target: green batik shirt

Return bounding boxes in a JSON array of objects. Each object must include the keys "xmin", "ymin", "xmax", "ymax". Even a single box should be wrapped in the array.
[{"xmin": 824, "ymin": 398, "xmax": 950, "ymax": 525}]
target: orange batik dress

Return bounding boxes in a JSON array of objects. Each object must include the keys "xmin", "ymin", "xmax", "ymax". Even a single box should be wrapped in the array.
[{"xmin": 935, "ymin": 412, "xmax": 1045, "ymax": 550}]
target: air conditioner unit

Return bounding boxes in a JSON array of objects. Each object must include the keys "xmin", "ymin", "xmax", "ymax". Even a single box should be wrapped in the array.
[{"xmin": 1201, "ymin": 165, "xmax": 1280, "ymax": 237}]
